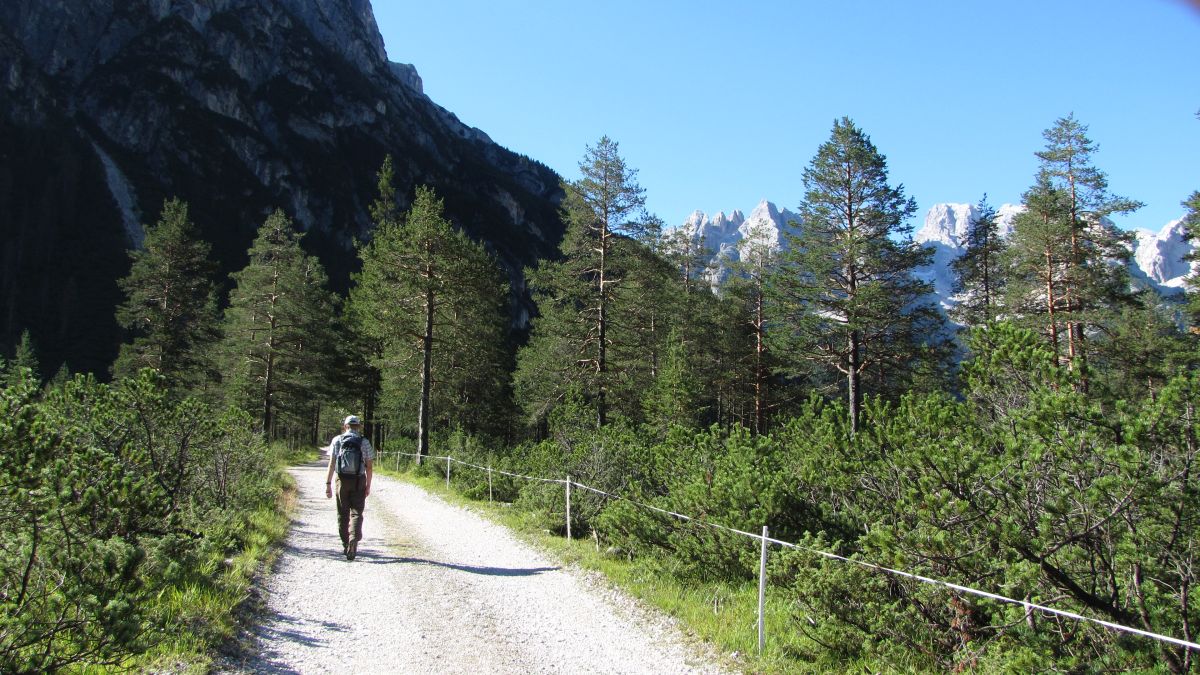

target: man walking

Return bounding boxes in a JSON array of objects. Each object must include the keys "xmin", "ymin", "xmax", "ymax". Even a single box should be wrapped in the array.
[{"xmin": 325, "ymin": 415, "xmax": 374, "ymax": 560}]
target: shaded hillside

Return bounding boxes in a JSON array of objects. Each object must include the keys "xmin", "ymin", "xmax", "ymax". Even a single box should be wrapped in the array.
[{"xmin": 0, "ymin": 0, "xmax": 564, "ymax": 376}]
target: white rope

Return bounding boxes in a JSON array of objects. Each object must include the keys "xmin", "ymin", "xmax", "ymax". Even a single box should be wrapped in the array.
[
  {"xmin": 569, "ymin": 482, "xmax": 1200, "ymax": 652},
  {"xmin": 371, "ymin": 447, "xmax": 1200, "ymax": 652},
  {"xmin": 759, "ymin": 535, "xmax": 1200, "ymax": 652},
  {"xmin": 452, "ymin": 458, "xmax": 564, "ymax": 483},
  {"xmin": 493, "ymin": 467, "xmax": 566, "ymax": 484},
  {"xmin": 381, "ymin": 450, "xmax": 565, "ymax": 484}
]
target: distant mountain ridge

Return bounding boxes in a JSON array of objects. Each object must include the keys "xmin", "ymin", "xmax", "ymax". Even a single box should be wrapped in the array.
[
  {"xmin": 677, "ymin": 200, "xmax": 800, "ymax": 288},
  {"xmin": 0, "ymin": 0, "xmax": 565, "ymax": 374},
  {"xmin": 1133, "ymin": 219, "xmax": 1192, "ymax": 293},
  {"xmin": 673, "ymin": 200, "xmax": 1194, "ymax": 305}
]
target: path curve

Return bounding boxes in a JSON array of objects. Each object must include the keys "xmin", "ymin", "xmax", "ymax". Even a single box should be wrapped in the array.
[{"xmin": 222, "ymin": 458, "xmax": 728, "ymax": 674}]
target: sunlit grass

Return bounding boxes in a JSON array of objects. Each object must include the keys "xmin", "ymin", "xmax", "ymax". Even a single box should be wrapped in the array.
[{"xmin": 104, "ymin": 444, "xmax": 300, "ymax": 673}]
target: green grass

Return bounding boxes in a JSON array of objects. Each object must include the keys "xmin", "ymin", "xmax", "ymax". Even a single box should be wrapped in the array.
[
  {"xmin": 273, "ymin": 441, "xmax": 325, "ymax": 467},
  {"xmin": 80, "ymin": 445, "xmax": 302, "ymax": 674},
  {"xmin": 372, "ymin": 459, "xmax": 825, "ymax": 674}
]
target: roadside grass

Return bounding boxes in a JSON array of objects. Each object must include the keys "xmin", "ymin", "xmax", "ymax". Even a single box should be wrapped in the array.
[
  {"xmin": 373, "ymin": 458, "xmax": 816, "ymax": 674},
  {"xmin": 97, "ymin": 443, "xmax": 301, "ymax": 674},
  {"xmin": 276, "ymin": 442, "xmax": 324, "ymax": 466}
]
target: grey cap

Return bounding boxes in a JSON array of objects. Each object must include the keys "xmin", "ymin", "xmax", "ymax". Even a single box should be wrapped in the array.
[{"xmin": 344, "ymin": 415, "xmax": 361, "ymax": 426}]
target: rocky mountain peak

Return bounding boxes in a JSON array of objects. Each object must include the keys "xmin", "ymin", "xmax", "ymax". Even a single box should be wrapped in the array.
[
  {"xmin": 286, "ymin": 0, "xmax": 388, "ymax": 71},
  {"xmin": 1133, "ymin": 219, "xmax": 1195, "ymax": 292},
  {"xmin": 673, "ymin": 199, "xmax": 1192, "ymax": 308},
  {"xmin": 916, "ymin": 203, "xmax": 976, "ymax": 248},
  {"xmin": 668, "ymin": 200, "xmax": 799, "ymax": 289},
  {"xmin": 916, "ymin": 202, "xmax": 1023, "ymax": 250}
]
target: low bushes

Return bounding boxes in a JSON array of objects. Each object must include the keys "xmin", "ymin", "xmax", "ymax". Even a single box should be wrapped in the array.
[
  {"xmin": 420, "ymin": 325, "xmax": 1199, "ymax": 672},
  {"xmin": 0, "ymin": 368, "xmax": 290, "ymax": 672}
]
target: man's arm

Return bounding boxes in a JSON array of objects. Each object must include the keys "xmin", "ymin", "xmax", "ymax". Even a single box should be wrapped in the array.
[
  {"xmin": 364, "ymin": 458, "xmax": 373, "ymax": 498},
  {"xmin": 325, "ymin": 441, "xmax": 337, "ymax": 499}
]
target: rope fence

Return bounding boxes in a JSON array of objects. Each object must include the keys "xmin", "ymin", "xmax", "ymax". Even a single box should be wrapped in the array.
[{"xmin": 371, "ymin": 448, "xmax": 1200, "ymax": 655}]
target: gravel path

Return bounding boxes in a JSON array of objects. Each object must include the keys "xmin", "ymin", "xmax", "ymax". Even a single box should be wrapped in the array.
[{"xmin": 222, "ymin": 458, "xmax": 729, "ymax": 674}]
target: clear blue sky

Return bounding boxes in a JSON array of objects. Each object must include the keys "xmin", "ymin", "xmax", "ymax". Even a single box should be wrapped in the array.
[{"xmin": 373, "ymin": 1, "xmax": 1200, "ymax": 233}]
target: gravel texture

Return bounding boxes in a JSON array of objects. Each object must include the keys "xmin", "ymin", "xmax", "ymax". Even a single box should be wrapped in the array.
[{"xmin": 221, "ymin": 457, "xmax": 729, "ymax": 674}]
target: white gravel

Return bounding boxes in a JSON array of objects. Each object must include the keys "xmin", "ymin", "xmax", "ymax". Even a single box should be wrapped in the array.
[{"xmin": 221, "ymin": 458, "xmax": 730, "ymax": 674}]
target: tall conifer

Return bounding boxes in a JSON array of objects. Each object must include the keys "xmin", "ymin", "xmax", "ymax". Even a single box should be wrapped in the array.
[
  {"xmin": 726, "ymin": 221, "xmax": 778, "ymax": 434},
  {"xmin": 352, "ymin": 185, "xmax": 509, "ymax": 458},
  {"xmin": 652, "ymin": 228, "xmax": 747, "ymax": 428},
  {"xmin": 1039, "ymin": 115, "xmax": 1141, "ymax": 374},
  {"xmin": 950, "ymin": 196, "xmax": 1006, "ymax": 327},
  {"xmin": 1181, "ymin": 190, "xmax": 1200, "ymax": 328},
  {"xmin": 1006, "ymin": 115, "xmax": 1141, "ymax": 382},
  {"xmin": 767, "ymin": 118, "xmax": 943, "ymax": 434},
  {"xmin": 515, "ymin": 137, "xmax": 652, "ymax": 428},
  {"xmin": 219, "ymin": 210, "xmax": 339, "ymax": 439},
  {"xmin": 112, "ymin": 198, "xmax": 219, "ymax": 391}
]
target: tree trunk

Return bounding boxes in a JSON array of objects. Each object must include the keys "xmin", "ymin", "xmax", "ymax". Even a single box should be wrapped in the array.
[
  {"xmin": 417, "ymin": 267, "xmax": 434, "ymax": 464},
  {"xmin": 649, "ymin": 313, "xmax": 658, "ymax": 379},
  {"xmin": 847, "ymin": 330, "xmax": 860, "ymax": 437},
  {"xmin": 363, "ymin": 364, "xmax": 378, "ymax": 445},
  {"xmin": 263, "ymin": 341, "xmax": 275, "ymax": 439},
  {"xmin": 1044, "ymin": 247, "xmax": 1060, "ymax": 362},
  {"xmin": 262, "ymin": 266, "xmax": 281, "ymax": 439},
  {"xmin": 753, "ymin": 281, "xmax": 766, "ymax": 435},
  {"xmin": 981, "ymin": 235, "xmax": 992, "ymax": 319},
  {"xmin": 846, "ymin": 251, "xmax": 860, "ymax": 436},
  {"xmin": 596, "ymin": 223, "xmax": 608, "ymax": 428},
  {"xmin": 311, "ymin": 402, "xmax": 320, "ymax": 446},
  {"xmin": 1064, "ymin": 170, "xmax": 1091, "ymax": 392},
  {"xmin": 1066, "ymin": 239, "xmax": 1080, "ymax": 370}
]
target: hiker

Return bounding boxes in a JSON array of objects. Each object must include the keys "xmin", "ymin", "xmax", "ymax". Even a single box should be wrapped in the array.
[{"xmin": 325, "ymin": 415, "xmax": 374, "ymax": 560}]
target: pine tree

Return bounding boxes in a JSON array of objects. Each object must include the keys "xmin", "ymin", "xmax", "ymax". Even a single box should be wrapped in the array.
[
  {"xmin": 219, "ymin": 209, "xmax": 339, "ymax": 439},
  {"xmin": 1090, "ymin": 302, "xmax": 1194, "ymax": 401},
  {"xmin": 343, "ymin": 156, "xmax": 400, "ymax": 447},
  {"xmin": 1034, "ymin": 114, "xmax": 1141, "ymax": 379},
  {"xmin": 652, "ymin": 226, "xmax": 743, "ymax": 427},
  {"xmin": 12, "ymin": 329, "xmax": 39, "ymax": 378},
  {"xmin": 641, "ymin": 325, "xmax": 703, "ymax": 434},
  {"xmin": 4, "ymin": 329, "xmax": 40, "ymax": 386},
  {"xmin": 515, "ymin": 136, "xmax": 651, "ymax": 428},
  {"xmin": 352, "ymin": 185, "xmax": 509, "ymax": 459},
  {"xmin": 766, "ymin": 118, "xmax": 944, "ymax": 435},
  {"xmin": 950, "ymin": 195, "xmax": 1006, "ymax": 327},
  {"xmin": 1002, "ymin": 175, "xmax": 1074, "ymax": 358},
  {"xmin": 726, "ymin": 220, "xmax": 778, "ymax": 434},
  {"xmin": 112, "ymin": 198, "xmax": 219, "ymax": 391},
  {"xmin": 611, "ymin": 230, "xmax": 678, "ymax": 423},
  {"xmin": 1181, "ymin": 190, "xmax": 1200, "ymax": 328},
  {"xmin": 657, "ymin": 226, "xmax": 712, "ymax": 294},
  {"xmin": 46, "ymin": 363, "xmax": 71, "ymax": 391}
]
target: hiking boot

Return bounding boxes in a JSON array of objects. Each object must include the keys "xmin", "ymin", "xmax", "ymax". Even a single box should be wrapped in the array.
[{"xmin": 346, "ymin": 541, "xmax": 357, "ymax": 561}]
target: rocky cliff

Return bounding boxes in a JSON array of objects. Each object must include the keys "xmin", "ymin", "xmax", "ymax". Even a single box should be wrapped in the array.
[
  {"xmin": 0, "ymin": 0, "xmax": 564, "ymax": 375},
  {"xmin": 678, "ymin": 200, "xmax": 800, "ymax": 289}
]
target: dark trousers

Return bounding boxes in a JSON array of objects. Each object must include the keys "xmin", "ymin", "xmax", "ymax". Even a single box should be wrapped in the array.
[{"xmin": 336, "ymin": 473, "xmax": 367, "ymax": 548}]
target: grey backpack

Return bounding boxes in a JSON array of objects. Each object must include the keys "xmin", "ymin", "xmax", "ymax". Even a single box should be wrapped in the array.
[{"xmin": 336, "ymin": 433, "xmax": 364, "ymax": 476}]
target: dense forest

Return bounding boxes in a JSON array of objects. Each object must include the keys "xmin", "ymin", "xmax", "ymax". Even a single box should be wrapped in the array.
[{"xmin": 3, "ymin": 114, "xmax": 1198, "ymax": 671}]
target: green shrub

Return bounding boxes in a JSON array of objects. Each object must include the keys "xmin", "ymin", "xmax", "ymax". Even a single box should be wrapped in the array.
[{"xmin": 0, "ymin": 369, "xmax": 285, "ymax": 671}]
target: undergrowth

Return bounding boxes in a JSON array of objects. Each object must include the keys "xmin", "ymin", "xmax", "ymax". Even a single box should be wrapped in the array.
[{"xmin": 123, "ymin": 443, "xmax": 298, "ymax": 674}]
